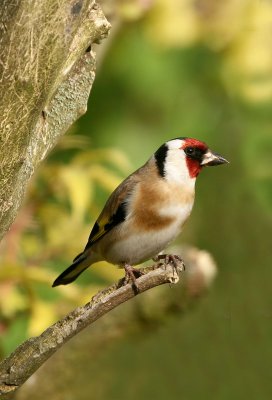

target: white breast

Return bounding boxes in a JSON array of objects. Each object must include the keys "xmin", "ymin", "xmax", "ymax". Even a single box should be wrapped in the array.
[
  {"xmin": 159, "ymin": 202, "xmax": 193, "ymax": 220},
  {"xmin": 102, "ymin": 201, "xmax": 194, "ymax": 266}
]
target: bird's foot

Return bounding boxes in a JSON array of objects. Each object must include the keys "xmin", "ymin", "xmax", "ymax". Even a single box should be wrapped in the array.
[
  {"xmin": 123, "ymin": 264, "xmax": 143, "ymax": 294},
  {"xmin": 153, "ymin": 254, "xmax": 185, "ymax": 273}
]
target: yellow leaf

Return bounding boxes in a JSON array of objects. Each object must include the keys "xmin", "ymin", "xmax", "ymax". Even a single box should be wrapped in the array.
[
  {"xmin": 28, "ymin": 300, "xmax": 57, "ymax": 336},
  {"xmin": 89, "ymin": 165, "xmax": 122, "ymax": 192},
  {"xmin": 73, "ymin": 148, "xmax": 131, "ymax": 173},
  {"xmin": 0, "ymin": 285, "xmax": 27, "ymax": 318},
  {"xmin": 145, "ymin": 0, "xmax": 198, "ymax": 47},
  {"xmin": 59, "ymin": 166, "xmax": 93, "ymax": 222},
  {"xmin": 93, "ymin": 261, "xmax": 124, "ymax": 283}
]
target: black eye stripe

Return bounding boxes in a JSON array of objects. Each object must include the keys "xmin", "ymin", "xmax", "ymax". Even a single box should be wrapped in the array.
[
  {"xmin": 185, "ymin": 147, "xmax": 194, "ymax": 154},
  {"xmin": 184, "ymin": 146, "xmax": 204, "ymax": 161}
]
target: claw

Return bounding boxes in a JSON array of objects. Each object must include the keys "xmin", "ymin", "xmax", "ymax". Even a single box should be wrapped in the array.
[
  {"xmin": 153, "ymin": 254, "xmax": 185, "ymax": 273},
  {"xmin": 123, "ymin": 264, "xmax": 143, "ymax": 294}
]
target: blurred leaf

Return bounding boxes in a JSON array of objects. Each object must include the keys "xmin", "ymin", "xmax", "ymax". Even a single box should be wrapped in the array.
[
  {"xmin": 73, "ymin": 148, "xmax": 132, "ymax": 173},
  {"xmin": 0, "ymin": 285, "xmax": 28, "ymax": 318},
  {"xmin": 1, "ymin": 315, "xmax": 29, "ymax": 355},
  {"xmin": 198, "ymin": 0, "xmax": 249, "ymax": 50},
  {"xmin": 21, "ymin": 234, "xmax": 43, "ymax": 260},
  {"xmin": 144, "ymin": 0, "xmax": 272, "ymax": 103},
  {"xmin": 118, "ymin": 0, "xmax": 153, "ymax": 20},
  {"xmin": 25, "ymin": 266, "xmax": 56, "ymax": 285},
  {"xmin": 28, "ymin": 300, "xmax": 57, "ymax": 336},
  {"xmin": 59, "ymin": 166, "xmax": 94, "ymax": 223},
  {"xmin": 89, "ymin": 165, "xmax": 123, "ymax": 192},
  {"xmin": 57, "ymin": 134, "xmax": 92, "ymax": 150},
  {"xmin": 93, "ymin": 261, "xmax": 124, "ymax": 283},
  {"xmin": 145, "ymin": 0, "xmax": 198, "ymax": 47}
]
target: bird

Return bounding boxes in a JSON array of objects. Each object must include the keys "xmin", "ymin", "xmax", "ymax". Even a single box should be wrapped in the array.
[{"xmin": 52, "ymin": 137, "xmax": 228, "ymax": 289}]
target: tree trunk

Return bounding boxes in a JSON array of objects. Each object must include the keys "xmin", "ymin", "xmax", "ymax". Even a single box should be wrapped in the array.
[{"xmin": 0, "ymin": 0, "xmax": 110, "ymax": 240}]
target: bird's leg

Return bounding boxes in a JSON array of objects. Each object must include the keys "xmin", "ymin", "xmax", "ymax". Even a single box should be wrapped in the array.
[{"xmin": 123, "ymin": 264, "xmax": 143, "ymax": 294}]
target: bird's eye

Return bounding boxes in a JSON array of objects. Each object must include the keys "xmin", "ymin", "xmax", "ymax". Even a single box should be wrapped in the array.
[
  {"xmin": 184, "ymin": 146, "xmax": 204, "ymax": 161},
  {"xmin": 185, "ymin": 147, "xmax": 194, "ymax": 156}
]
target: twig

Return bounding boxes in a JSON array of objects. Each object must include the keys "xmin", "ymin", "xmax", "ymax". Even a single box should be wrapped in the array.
[{"xmin": 0, "ymin": 260, "xmax": 184, "ymax": 397}]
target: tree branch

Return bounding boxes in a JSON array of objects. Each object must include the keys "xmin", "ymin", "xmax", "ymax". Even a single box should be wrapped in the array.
[{"xmin": 0, "ymin": 260, "xmax": 184, "ymax": 397}]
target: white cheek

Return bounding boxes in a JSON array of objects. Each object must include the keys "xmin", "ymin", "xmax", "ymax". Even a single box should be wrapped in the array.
[{"xmin": 165, "ymin": 150, "xmax": 195, "ymax": 187}]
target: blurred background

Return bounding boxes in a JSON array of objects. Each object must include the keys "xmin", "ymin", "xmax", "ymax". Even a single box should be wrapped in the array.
[{"xmin": 1, "ymin": 0, "xmax": 272, "ymax": 398}]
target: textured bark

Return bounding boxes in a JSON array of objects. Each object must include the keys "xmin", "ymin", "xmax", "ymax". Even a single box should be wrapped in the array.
[
  {"xmin": 0, "ymin": 261, "xmax": 185, "ymax": 397},
  {"xmin": 0, "ymin": 0, "xmax": 110, "ymax": 240}
]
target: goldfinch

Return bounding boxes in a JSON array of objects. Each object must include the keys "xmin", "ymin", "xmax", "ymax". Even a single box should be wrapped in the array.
[{"xmin": 52, "ymin": 137, "xmax": 228, "ymax": 288}]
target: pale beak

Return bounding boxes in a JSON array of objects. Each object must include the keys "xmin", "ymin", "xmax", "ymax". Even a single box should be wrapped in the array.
[{"xmin": 201, "ymin": 151, "xmax": 229, "ymax": 167}]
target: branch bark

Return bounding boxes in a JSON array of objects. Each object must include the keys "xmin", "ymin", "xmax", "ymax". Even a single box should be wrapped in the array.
[
  {"xmin": 0, "ymin": 260, "xmax": 184, "ymax": 397},
  {"xmin": 0, "ymin": 0, "xmax": 110, "ymax": 241}
]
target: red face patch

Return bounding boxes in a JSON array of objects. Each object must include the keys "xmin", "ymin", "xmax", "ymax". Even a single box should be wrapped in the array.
[
  {"xmin": 181, "ymin": 139, "xmax": 208, "ymax": 178},
  {"xmin": 185, "ymin": 158, "xmax": 202, "ymax": 178},
  {"xmin": 181, "ymin": 138, "xmax": 208, "ymax": 152}
]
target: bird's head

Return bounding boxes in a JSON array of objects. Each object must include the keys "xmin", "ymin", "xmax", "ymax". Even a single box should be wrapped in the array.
[{"xmin": 154, "ymin": 137, "xmax": 228, "ymax": 183}]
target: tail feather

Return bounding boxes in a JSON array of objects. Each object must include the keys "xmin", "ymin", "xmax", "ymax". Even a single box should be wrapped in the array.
[
  {"xmin": 52, "ymin": 253, "xmax": 91, "ymax": 287},
  {"xmin": 73, "ymin": 251, "xmax": 84, "ymax": 262}
]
